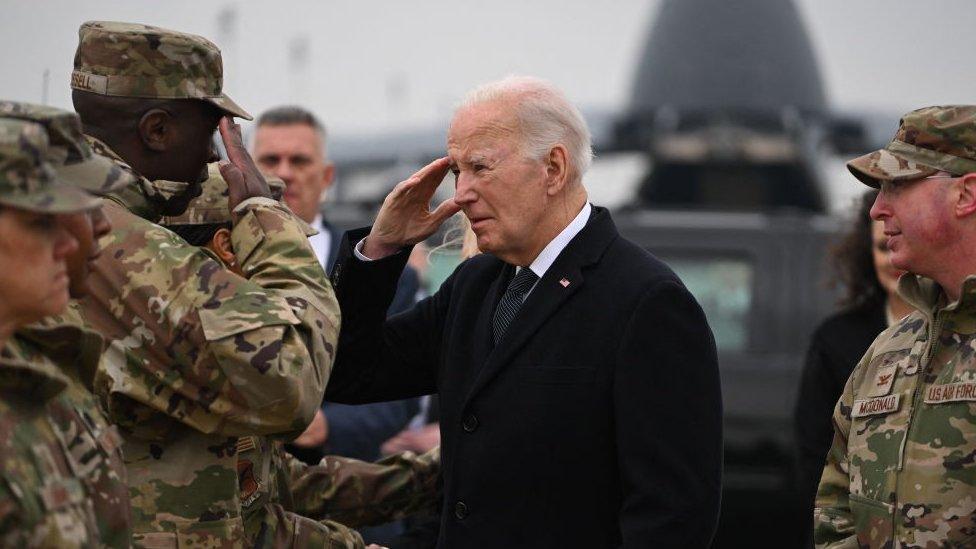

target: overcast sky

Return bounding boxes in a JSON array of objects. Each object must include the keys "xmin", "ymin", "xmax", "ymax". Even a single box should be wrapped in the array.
[{"xmin": 2, "ymin": 0, "xmax": 975, "ymax": 137}]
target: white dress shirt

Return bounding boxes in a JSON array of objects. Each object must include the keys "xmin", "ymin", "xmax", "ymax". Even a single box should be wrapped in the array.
[
  {"xmin": 308, "ymin": 213, "xmax": 332, "ymax": 268},
  {"xmin": 518, "ymin": 202, "xmax": 591, "ymax": 298}
]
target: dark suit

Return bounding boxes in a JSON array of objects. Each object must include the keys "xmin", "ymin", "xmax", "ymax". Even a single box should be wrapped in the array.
[
  {"xmin": 287, "ymin": 218, "xmax": 421, "ymax": 467},
  {"xmin": 309, "ymin": 218, "xmax": 425, "ymax": 546},
  {"xmin": 327, "ymin": 206, "xmax": 723, "ymax": 548}
]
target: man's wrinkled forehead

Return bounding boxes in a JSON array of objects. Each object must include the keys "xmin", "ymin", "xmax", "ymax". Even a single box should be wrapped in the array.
[{"xmin": 448, "ymin": 105, "xmax": 519, "ymax": 159}]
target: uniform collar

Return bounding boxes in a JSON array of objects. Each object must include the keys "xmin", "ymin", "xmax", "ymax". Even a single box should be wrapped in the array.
[
  {"xmin": 19, "ymin": 307, "xmax": 105, "ymax": 390},
  {"xmin": 0, "ymin": 336, "xmax": 70, "ymax": 400},
  {"xmin": 898, "ymin": 273, "xmax": 976, "ymax": 319},
  {"xmin": 86, "ymin": 134, "xmax": 192, "ymax": 223}
]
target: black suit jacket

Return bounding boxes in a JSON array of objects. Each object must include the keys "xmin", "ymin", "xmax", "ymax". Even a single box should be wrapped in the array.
[{"xmin": 327, "ymin": 207, "xmax": 722, "ymax": 548}]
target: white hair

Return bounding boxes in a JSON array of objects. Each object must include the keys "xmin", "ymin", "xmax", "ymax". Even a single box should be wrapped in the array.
[{"xmin": 458, "ymin": 75, "xmax": 593, "ymax": 179}]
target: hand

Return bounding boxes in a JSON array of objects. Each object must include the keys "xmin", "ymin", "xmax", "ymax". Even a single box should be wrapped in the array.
[
  {"xmin": 363, "ymin": 157, "xmax": 461, "ymax": 259},
  {"xmin": 292, "ymin": 409, "xmax": 329, "ymax": 447},
  {"xmin": 217, "ymin": 116, "xmax": 272, "ymax": 215},
  {"xmin": 366, "ymin": 545, "xmax": 388, "ymax": 549},
  {"xmin": 381, "ymin": 423, "xmax": 441, "ymax": 455}
]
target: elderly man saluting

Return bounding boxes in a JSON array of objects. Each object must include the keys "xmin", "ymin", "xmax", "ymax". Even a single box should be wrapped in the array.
[
  {"xmin": 325, "ymin": 76, "xmax": 723, "ymax": 548},
  {"xmin": 816, "ymin": 106, "xmax": 976, "ymax": 548}
]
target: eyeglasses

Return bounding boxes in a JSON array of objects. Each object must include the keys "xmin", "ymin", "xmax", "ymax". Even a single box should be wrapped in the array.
[{"xmin": 879, "ymin": 173, "xmax": 958, "ymax": 193}]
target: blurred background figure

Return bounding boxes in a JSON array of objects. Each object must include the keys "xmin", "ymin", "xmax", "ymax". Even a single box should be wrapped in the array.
[
  {"xmin": 793, "ymin": 189, "xmax": 912, "ymax": 544},
  {"xmin": 251, "ymin": 105, "xmax": 425, "ymax": 545}
]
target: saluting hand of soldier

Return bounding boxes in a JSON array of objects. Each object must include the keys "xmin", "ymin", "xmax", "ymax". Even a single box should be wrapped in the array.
[
  {"xmin": 217, "ymin": 116, "xmax": 272, "ymax": 216},
  {"xmin": 363, "ymin": 156, "xmax": 461, "ymax": 259}
]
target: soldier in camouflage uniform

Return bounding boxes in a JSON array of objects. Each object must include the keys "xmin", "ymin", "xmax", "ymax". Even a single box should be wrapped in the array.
[
  {"xmin": 162, "ymin": 165, "xmax": 442, "ymax": 546},
  {"xmin": 68, "ymin": 21, "xmax": 343, "ymax": 547},
  {"xmin": 0, "ymin": 114, "xmax": 130, "ymax": 547},
  {"xmin": 815, "ymin": 106, "xmax": 976, "ymax": 548}
]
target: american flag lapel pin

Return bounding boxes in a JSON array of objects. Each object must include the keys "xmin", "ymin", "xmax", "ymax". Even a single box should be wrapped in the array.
[{"xmin": 559, "ymin": 278, "xmax": 570, "ymax": 288}]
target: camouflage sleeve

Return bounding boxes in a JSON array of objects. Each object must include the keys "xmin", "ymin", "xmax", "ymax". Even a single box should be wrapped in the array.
[
  {"xmin": 253, "ymin": 503, "xmax": 366, "ymax": 549},
  {"xmin": 0, "ymin": 482, "xmax": 27, "ymax": 547},
  {"xmin": 287, "ymin": 447, "xmax": 441, "ymax": 528},
  {"xmin": 93, "ymin": 200, "xmax": 339, "ymax": 439},
  {"xmin": 813, "ymin": 344, "xmax": 872, "ymax": 548}
]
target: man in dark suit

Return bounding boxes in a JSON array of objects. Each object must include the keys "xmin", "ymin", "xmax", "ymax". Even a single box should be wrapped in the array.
[{"xmin": 326, "ymin": 76, "xmax": 723, "ymax": 548}]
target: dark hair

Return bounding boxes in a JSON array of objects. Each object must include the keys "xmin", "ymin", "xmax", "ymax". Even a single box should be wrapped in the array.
[
  {"xmin": 256, "ymin": 105, "xmax": 326, "ymax": 139},
  {"xmin": 829, "ymin": 189, "xmax": 885, "ymax": 311},
  {"xmin": 166, "ymin": 222, "xmax": 230, "ymax": 247}
]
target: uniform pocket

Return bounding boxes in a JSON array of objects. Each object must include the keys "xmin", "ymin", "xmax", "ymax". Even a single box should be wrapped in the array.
[
  {"xmin": 848, "ymin": 493, "xmax": 894, "ymax": 549},
  {"xmin": 133, "ymin": 517, "xmax": 246, "ymax": 548},
  {"xmin": 177, "ymin": 516, "xmax": 246, "ymax": 547},
  {"xmin": 197, "ymin": 293, "xmax": 301, "ymax": 342}
]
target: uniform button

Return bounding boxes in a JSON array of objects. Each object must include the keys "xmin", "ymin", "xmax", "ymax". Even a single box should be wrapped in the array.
[
  {"xmin": 462, "ymin": 414, "xmax": 479, "ymax": 432},
  {"xmin": 454, "ymin": 501, "xmax": 469, "ymax": 520}
]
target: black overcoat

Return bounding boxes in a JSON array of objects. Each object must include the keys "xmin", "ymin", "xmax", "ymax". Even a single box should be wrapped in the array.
[{"xmin": 326, "ymin": 207, "xmax": 723, "ymax": 548}]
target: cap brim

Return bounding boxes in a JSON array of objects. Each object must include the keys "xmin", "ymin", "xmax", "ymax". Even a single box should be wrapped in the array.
[
  {"xmin": 54, "ymin": 154, "xmax": 140, "ymax": 196},
  {"xmin": 205, "ymin": 93, "xmax": 252, "ymax": 121},
  {"xmin": 847, "ymin": 148, "xmax": 939, "ymax": 188},
  {"xmin": 0, "ymin": 179, "xmax": 102, "ymax": 213}
]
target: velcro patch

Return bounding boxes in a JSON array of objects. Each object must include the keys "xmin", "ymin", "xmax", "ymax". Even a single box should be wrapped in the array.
[
  {"xmin": 237, "ymin": 459, "xmax": 261, "ymax": 508},
  {"xmin": 868, "ymin": 364, "xmax": 898, "ymax": 397},
  {"xmin": 852, "ymin": 394, "xmax": 901, "ymax": 418},
  {"xmin": 235, "ymin": 436, "xmax": 256, "ymax": 454},
  {"xmin": 925, "ymin": 382, "xmax": 976, "ymax": 404},
  {"xmin": 40, "ymin": 478, "xmax": 84, "ymax": 511},
  {"xmin": 70, "ymin": 71, "xmax": 108, "ymax": 94},
  {"xmin": 98, "ymin": 426, "xmax": 123, "ymax": 454}
]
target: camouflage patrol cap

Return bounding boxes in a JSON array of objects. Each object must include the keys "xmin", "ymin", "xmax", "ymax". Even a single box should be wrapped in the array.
[
  {"xmin": 0, "ymin": 118, "xmax": 101, "ymax": 213},
  {"xmin": 0, "ymin": 101, "xmax": 139, "ymax": 195},
  {"xmin": 161, "ymin": 162, "xmax": 286, "ymax": 226},
  {"xmin": 72, "ymin": 21, "xmax": 252, "ymax": 120},
  {"xmin": 848, "ymin": 105, "xmax": 976, "ymax": 188}
]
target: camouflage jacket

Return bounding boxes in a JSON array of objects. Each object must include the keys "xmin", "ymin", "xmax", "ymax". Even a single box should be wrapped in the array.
[
  {"xmin": 236, "ymin": 435, "xmax": 440, "ymax": 547},
  {"xmin": 815, "ymin": 274, "xmax": 976, "ymax": 548},
  {"xmin": 0, "ymin": 326, "xmax": 131, "ymax": 548},
  {"xmin": 76, "ymin": 137, "xmax": 340, "ymax": 547}
]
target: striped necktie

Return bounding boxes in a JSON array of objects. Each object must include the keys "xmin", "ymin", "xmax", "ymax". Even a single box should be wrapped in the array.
[{"xmin": 492, "ymin": 267, "xmax": 540, "ymax": 345}]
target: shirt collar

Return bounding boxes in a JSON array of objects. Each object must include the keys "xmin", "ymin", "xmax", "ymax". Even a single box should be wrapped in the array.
[
  {"xmin": 311, "ymin": 213, "xmax": 326, "ymax": 233},
  {"xmin": 523, "ymin": 202, "xmax": 591, "ymax": 279}
]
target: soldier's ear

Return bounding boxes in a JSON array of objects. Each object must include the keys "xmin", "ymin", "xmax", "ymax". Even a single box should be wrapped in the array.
[
  {"xmin": 138, "ymin": 109, "xmax": 172, "ymax": 152},
  {"xmin": 210, "ymin": 227, "xmax": 247, "ymax": 276},
  {"xmin": 210, "ymin": 227, "xmax": 236, "ymax": 265},
  {"xmin": 954, "ymin": 173, "xmax": 976, "ymax": 219}
]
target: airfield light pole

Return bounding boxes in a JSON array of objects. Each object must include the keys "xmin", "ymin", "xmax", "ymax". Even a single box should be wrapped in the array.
[
  {"xmin": 288, "ymin": 35, "xmax": 311, "ymax": 106},
  {"xmin": 40, "ymin": 69, "xmax": 50, "ymax": 105}
]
